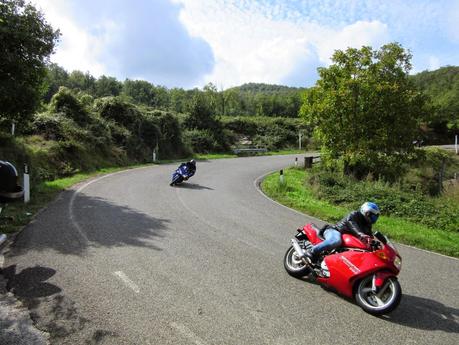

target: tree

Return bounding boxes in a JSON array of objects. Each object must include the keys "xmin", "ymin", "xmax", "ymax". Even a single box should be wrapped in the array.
[
  {"xmin": 42, "ymin": 63, "xmax": 69, "ymax": 102},
  {"xmin": 67, "ymin": 70, "xmax": 95, "ymax": 94},
  {"xmin": 185, "ymin": 92, "xmax": 215, "ymax": 130},
  {"xmin": 122, "ymin": 79, "xmax": 156, "ymax": 106},
  {"xmin": 301, "ymin": 43, "xmax": 428, "ymax": 181},
  {"xmin": 0, "ymin": 0, "xmax": 59, "ymax": 131},
  {"xmin": 94, "ymin": 75, "xmax": 122, "ymax": 97}
]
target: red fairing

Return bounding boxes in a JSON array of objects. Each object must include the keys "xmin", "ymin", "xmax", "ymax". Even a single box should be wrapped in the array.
[
  {"xmin": 302, "ymin": 223, "xmax": 322, "ymax": 245},
  {"xmin": 341, "ymin": 234, "xmax": 368, "ymax": 249},
  {"xmin": 286, "ymin": 223, "xmax": 402, "ymax": 314},
  {"xmin": 316, "ymin": 244, "xmax": 399, "ymax": 298}
]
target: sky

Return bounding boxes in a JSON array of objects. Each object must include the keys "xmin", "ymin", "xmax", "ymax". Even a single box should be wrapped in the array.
[{"xmin": 31, "ymin": 0, "xmax": 459, "ymax": 89}]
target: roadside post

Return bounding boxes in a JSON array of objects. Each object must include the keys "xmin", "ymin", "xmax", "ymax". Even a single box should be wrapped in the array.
[
  {"xmin": 24, "ymin": 164, "xmax": 30, "ymax": 203},
  {"xmin": 304, "ymin": 156, "xmax": 313, "ymax": 169},
  {"xmin": 455, "ymin": 134, "xmax": 458, "ymax": 155},
  {"xmin": 295, "ymin": 157, "xmax": 298, "ymax": 167},
  {"xmin": 279, "ymin": 169, "xmax": 285, "ymax": 185},
  {"xmin": 0, "ymin": 208, "xmax": 5, "ymax": 246}
]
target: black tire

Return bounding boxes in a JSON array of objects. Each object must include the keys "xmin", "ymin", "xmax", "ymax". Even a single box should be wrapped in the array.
[
  {"xmin": 283, "ymin": 245, "xmax": 311, "ymax": 278},
  {"xmin": 354, "ymin": 275, "xmax": 402, "ymax": 315}
]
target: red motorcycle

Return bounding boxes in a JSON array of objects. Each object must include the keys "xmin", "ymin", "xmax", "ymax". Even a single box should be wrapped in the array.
[{"xmin": 284, "ymin": 223, "xmax": 402, "ymax": 315}]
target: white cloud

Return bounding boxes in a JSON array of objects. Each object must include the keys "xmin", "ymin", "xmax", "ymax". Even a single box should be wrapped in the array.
[
  {"xmin": 175, "ymin": 0, "xmax": 389, "ymax": 87},
  {"xmin": 428, "ymin": 56, "xmax": 441, "ymax": 71},
  {"xmin": 31, "ymin": 0, "xmax": 109, "ymax": 76}
]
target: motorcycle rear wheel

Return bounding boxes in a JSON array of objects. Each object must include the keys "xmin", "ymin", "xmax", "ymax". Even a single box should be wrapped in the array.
[
  {"xmin": 355, "ymin": 275, "xmax": 402, "ymax": 315},
  {"xmin": 283, "ymin": 245, "xmax": 311, "ymax": 278}
]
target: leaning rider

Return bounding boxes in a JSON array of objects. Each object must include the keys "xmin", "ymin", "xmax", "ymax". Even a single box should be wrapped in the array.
[
  {"xmin": 178, "ymin": 159, "xmax": 196, "ymax": 180},
  {"xmin": 305, "ymin": 202, "xmax": 380, "ymax": 263}
]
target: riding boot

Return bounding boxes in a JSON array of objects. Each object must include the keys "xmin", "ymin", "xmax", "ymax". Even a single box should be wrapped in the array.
[{"xmin": 305, "ymin": 249, "xmax": 318, "ymax": 264}]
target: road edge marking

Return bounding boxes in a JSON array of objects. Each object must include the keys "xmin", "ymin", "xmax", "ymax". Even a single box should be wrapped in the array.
[
  {"xmin": 171, "ymin": 322, "xmax": 208, "ymax": 345},
  {"xmin": 113, "ymin": 271, "xmax": 140, "ymax": 293}
]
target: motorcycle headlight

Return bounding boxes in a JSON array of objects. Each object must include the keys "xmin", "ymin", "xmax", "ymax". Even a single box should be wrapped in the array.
[{"xmin": 394, "ymin": 255, "xmax": 402, "ymax": 270}]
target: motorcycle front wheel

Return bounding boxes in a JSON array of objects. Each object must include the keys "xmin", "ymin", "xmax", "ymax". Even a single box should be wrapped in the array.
[
  {"xmin": 355, "ymin": 275, "xmax": 402, "ymax": 315},
  {"xmin": 283, "ymin": 245, "xmax": 311, "ymax": 278}
]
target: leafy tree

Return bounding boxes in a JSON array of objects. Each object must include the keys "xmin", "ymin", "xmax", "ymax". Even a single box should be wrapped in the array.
[
  {"xmin": 42, "ymin": 63, "xmax": 69, "ymax": 102},
  {"xmin": 94, "ymin": 75, "xmax": 122, "ymax": 97},
  {"xmin": 169, "ymin": 88, "xmax": 188, "ymax": 113},
  {"xmin": 67, "ymin": 70, "xmax": 95, "ymax": 94},
  {"xmin": 0, "ymin": 0, "xmax": 59, "ymax": 131},
  {"xmin": 185, "ymin": 92, "xmax": 215, "ymax": 130},
  {"xmin": 49, "ymin": 87, "xmax": 90, "ymax": 126},
  {"xmin": 301, "ymin": 43, "xmax": 428, "ymax": 181},
  {"xmin": 122, "ymin": 79, "xmax": 156, "ymax": 106}
]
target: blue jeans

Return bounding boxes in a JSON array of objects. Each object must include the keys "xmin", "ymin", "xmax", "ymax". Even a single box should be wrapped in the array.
[{"xmin": 311, "ymin": 228, "xmax": 342, "ymax": 255}]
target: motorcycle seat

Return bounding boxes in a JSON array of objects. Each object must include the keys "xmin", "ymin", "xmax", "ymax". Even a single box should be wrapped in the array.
[{"xmin": 311, "ymin": 223, "xmax": 326, "ymax": 240}]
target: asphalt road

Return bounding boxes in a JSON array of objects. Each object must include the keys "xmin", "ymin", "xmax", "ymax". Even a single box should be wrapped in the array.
[{"xmin": 2, "ymin": 155, "xmax": 459, "ymax": 344}]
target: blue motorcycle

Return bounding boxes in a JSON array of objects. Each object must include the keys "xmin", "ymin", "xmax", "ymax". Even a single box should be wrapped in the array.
[{"xmin": 170, "ymin": 164, "xmax": 193, "ymax": 186}]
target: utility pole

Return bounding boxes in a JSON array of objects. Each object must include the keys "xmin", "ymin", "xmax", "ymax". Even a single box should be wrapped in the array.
[{"xmin": 299, "ymin": 132, "xmax": 303, "ymax": 150}]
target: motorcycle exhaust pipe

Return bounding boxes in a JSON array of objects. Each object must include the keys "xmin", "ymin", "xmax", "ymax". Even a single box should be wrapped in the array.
[{"xmin": 291, "ymin": 238, "xmax": 306, "ymax": 258}]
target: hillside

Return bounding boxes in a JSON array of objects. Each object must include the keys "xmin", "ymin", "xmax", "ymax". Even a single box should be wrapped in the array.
[{"xmin": 411, "ymin": 66, "xmax": 459, "ymax": 138}]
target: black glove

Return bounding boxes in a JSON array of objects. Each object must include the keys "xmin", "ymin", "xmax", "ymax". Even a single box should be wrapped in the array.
[{"xmin": 359, "ymin": 233, "xmax": 371, "ymax": 245}]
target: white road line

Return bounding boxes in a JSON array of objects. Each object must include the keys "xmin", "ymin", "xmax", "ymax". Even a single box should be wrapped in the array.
[
  {"xmin": 253, "ymin": 169, "xmax": 323, "ymax": 224},
  {"xmin": 113, "ymin": 271, "xmax": 140, "ymax": 293},
  {"xmin": 171, "ymin": 322, "xmax": 208, "ymax": 345},
  {"xmin": 0, "ymin": 254, "xmax": 4, "ymax": 269}
]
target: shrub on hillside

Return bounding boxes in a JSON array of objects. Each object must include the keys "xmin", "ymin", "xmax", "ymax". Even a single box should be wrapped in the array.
[
  {"xmin": 220, "ymin": 116, "xmax": 308, "ymax": 150},
  {"xmin": 308, "ymin": 168, "xmax": 459, "ymax": 232},
  {"xmin": 94, "ymin": 96, "xmax": 141, "ymax": 129},
  {"xmin": 49, "ymin": 87, "xmax": 91, "ymax": 126},
  {"xmin": 149, "ymin": 110, "xmax": 189, "ymax": 158}
]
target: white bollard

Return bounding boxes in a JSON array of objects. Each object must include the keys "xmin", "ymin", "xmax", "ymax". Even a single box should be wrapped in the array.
[
  {"xmin": 455, "ymin": 134, "xmax": 458, "ymax": 155},
  {"xmin": 24, "ymin": 164, "xmax": 30, "ymax": 203},
  {"xmin": 279, "ymin": 169, "xmax": 285, "ymax": 185},
  {"xmin": 295, "ymin": 157, "xmax": 298, "ymax": 167}
]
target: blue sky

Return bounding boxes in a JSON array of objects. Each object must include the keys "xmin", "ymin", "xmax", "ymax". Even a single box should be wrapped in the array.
[{"xmin": 32, "ymin": 0, "xmax": 459, "ymax": 89}]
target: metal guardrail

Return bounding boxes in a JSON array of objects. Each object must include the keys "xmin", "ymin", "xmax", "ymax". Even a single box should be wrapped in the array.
[{"xmin": 233, "ymin": 147, "xmax": 268, "ymax": 155}]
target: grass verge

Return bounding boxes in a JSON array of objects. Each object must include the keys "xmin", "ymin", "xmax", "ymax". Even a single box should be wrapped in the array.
[{"xmin": 261, "ymin": 168, "xmax": 459, "ymax": 258}]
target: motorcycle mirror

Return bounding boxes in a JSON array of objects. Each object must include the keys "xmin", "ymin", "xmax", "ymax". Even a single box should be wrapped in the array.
[{"xmin": 374, "ymin": 231, "xmax": 387, "ymax": 245}]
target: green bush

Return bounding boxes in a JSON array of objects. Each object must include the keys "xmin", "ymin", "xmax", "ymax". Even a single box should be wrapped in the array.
[
  {"xmin": 182, "ymin": 129, "xmax": 215, "ymax": 153},
  {"xmin": 49, "ymin": 87, "xmax": 91, "ymax": 126},
  {"xmin": 94, "ymin": 96, "xmax": 141, "ymax": 129},
  {"xmin": 220, "ymin": 116, "xmax": 309, "ymax": 150},
  {"xmin": 308, "ymin": 167, "xmax": 459, "ymax": 232}
]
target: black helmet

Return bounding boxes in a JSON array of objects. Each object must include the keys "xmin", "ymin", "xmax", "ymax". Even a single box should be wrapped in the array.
[{"xmin": 189, "ymin": 159, "xmax": 196, "ymax": 166}]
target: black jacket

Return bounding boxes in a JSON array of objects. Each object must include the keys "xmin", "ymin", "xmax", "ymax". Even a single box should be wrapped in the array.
[
  {"xmin": 333, "ymin": 211, "xmax": 372, "ymax": 237},
  {"xmin": 179, "ymin": 162, "xmax": 196, "ymax": 177}
]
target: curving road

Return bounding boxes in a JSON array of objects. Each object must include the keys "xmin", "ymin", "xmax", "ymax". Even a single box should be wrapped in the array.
[{"xmin": 3, "ymin": 155, "xmax": 459, "ymax": 344}]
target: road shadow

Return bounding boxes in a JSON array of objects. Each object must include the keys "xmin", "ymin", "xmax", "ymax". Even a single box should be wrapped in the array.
[
  {"xmin": 3, "ymin": 265, "xmax": 61, "ymax": 298},
  {"xmin": 9, "ymin": 191, "xmax": 171, "ymax": 256},
  {"xmin": 175, "ymin": 183, "xmax": 214, "ymax": 190},
  {"xmin": 379, "ymin": 294, "xmax": 459, "ymax": 333},
  {"xmin": 2, "ymin": 264, "xmax": 119, "ymax": 343}
]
